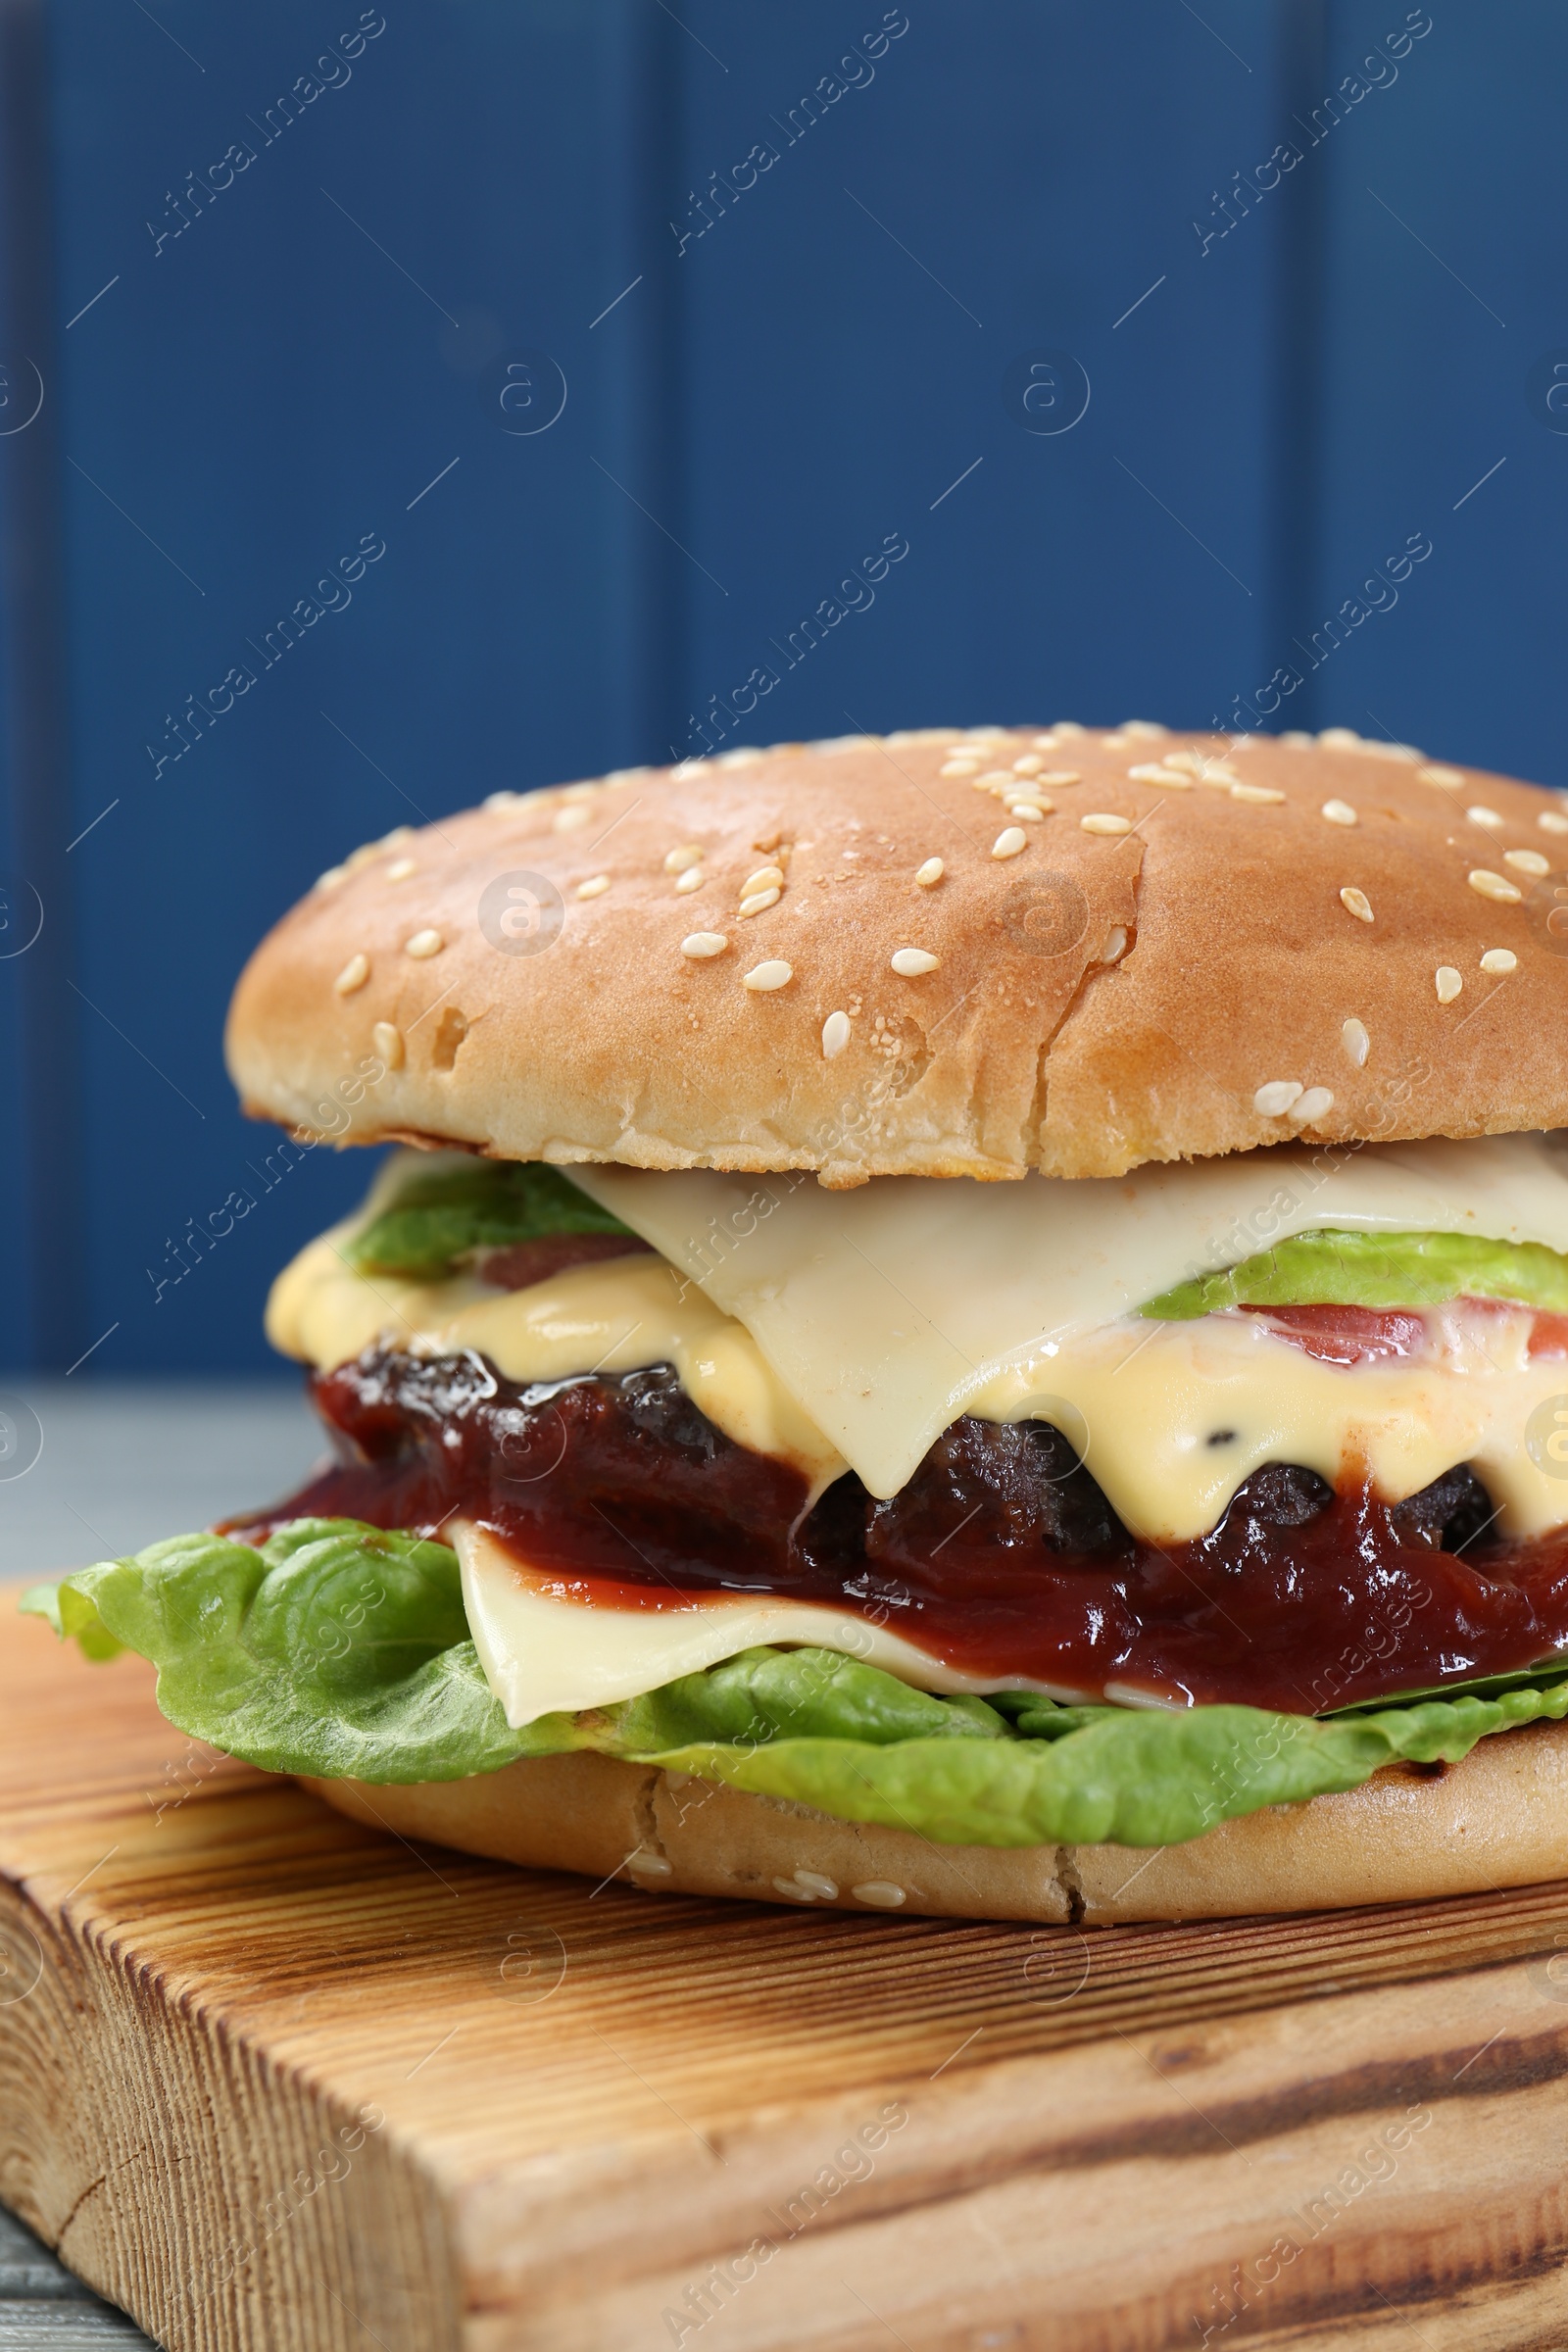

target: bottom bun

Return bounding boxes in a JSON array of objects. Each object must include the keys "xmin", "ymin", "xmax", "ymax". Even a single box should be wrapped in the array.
[{"xmin": 302, "ymin": 1718, "xmax": 1568, "ymax": 1923}]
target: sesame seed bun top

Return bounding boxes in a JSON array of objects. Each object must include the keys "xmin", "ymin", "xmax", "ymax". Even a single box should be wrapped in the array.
[{"xmin": 223, "ymin": 723, "xmax": 1568, "ymax": 1185}]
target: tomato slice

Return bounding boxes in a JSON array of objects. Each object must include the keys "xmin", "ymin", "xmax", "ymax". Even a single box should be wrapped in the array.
[
  {"xmin": 1241, "ymin": 1297, "xmax": 1568, "ymax": 1365},
  {"xmin": 1239, "ymin": 1302, "xmax": 1428, "ymax": 1365}
]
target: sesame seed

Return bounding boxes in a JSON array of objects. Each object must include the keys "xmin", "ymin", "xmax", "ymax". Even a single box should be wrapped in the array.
[
  {"xmin": 371, "ymin": 1020, "xmax": 405, "ymax": 1070},
  {"xmin": 1321, "ymin": 800, "xmax": 1357, "ymax": 826},
  {"xmin": 553, "ymin": 806, "xmax": 591, "ymax": 833},
  {"xmin": 975, "ymin": 769, "xmax": 1017, "ymax": 788},
  {"xmin": 1100, "ymin": 926, "xmax": 1127, "ymax": 962},
  {"xmin": 851, "ymin": 1880, "xmax": 906, "ymax": 1907},
  {"xmin": 1505, "ymin": 848, "xmax": 1550, "ymax": 876},
  {"xmin": 1011, "ymin": 754, "xmax": 1046, "ymax": 776},
  {"xmin": 1099, "ymin": 733, "xmax": 1130, "ymax": 750},
  {"xmin": 1435, "ymin": 966, "xmax": 1463, "ymax": 1004},
  {"xmin": 1128, "ymin": 762, "xmax": 1190, "ymax": 788},
  {"xmin": 674, "ymin": 867, "xmax": 704, "ymax": 895},
  {"xmin": 1081, "ymin": 812, "xmax": 1133, "ymax": 836},
  {"xmin": 1481, "ymin": 948, "xmax": 1518, "ymax": 974},
  {"xmin": 891, "ymin": 948, "xmax": 940, "ymax": 976},
  {"xmin": 1229, "ymin": 782, "xmax": 1286, "ymax": 805},
  {"xmin": 1007, "ymin": 800, "xmax": 1050, "ymax": 820},
  {"xmin": 1468, "ymin": 868, "xmax": 1523, "ymax": 905},
  {"xmin": 316, "ymin": 865, "xmax": 348, "ymax": 891},
  {"xmin": 385, "ymin": 857, "xmax": 418, "ymax": 881},
  {"xmin": 716, "ymin": 747, "xmax": 764, "ymax": 766},
  {"xmin": 1039, "ymin": 770, "xmax": 1082, "ymax": 786},
  {"xmin": 1339, "ymin": 887, "xmax": 1374, "ymax": 923},
  {"xmin": 1467, "ymin": 805, "xmax": 1503, "ymax": 830},
  {"xmin": 940, "ymin": 759, "xmax": 980, "ymax": 778},
  {"xmin": 576, "ymin": 875, "xmax": 612, "ymax": 900},
  {"xmin": 663, "ymin": 844, "xmax": 703, "ymax": 873},
  {"xmin": 1342, "ymin": 1017, "xmax": 1370, "ymax": 1066},
  {"xmin": 992, "ymin": 827, "xmax": 1028, "ymax": 858},
  {"xmin": 1053, "ymin": 720, "xmax": 1087, "ymax": 737},
  {"xmin": 1541, "ymin": 810, "xmax": 1568, "ymax": 835},
  {"xmin": 1254, "ymin": 1080, "xmax": 1303, "ymax": 1116},
  {"xmin": 484, "ymin": 790, "xmax": 525, "ymax": 811},
  {"xmin": 777, "ymin": 1868, "xmax": 839, "ymax": 1900},
  {"xmin": 1419, "ymin": 764, "xmax": 1464, "ymax": 787},
  {"xmin": 405, "ymin": 929, "xmax": 444, "ymax": 958},
  {"xmin": 333, "ymin": 953, "xmax": 369, "ymax": 995},
  {"xmin": 743, "ymin": 959, "xmax": 793, "ymax": 991},
  {"xmin": 914, "ymin": 857, "xmax": 945, "ymax": 887},
  {"xmin": 738, "ymin": 886, "xmax": 781, "ymax": 917},
  {"xmin": 1318, "ymin": 727, "xmax": 1360, "ymax": 748},
  {"xmin": 680, "ymin": 932, "xmax": 727, "ymax": 958},
  {"xmin": 1280, "ymin": 731, "xmax": 1314, "ymax": 748},
  {"xmin": 821, "ymin": 1010, "xmax": 851, "ymax": 1058},
  {"xmin": 743, "ymin": 865, "xmax": 785, "ymax": 895},
  {"xmin": 1293, "ymin": 1087, "xmax": 1334, "ymax": 1123},
  {"xmin": 1120, "ymin": 720, "xmax": 1168, "ymax": 740}
]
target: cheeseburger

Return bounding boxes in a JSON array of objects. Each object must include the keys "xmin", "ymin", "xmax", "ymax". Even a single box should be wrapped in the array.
[{"xmin": 29, "ymin": 722, "xmax": 1568, "ymax": 1922}]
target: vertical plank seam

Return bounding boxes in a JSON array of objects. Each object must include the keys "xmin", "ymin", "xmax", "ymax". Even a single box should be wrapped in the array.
[{"xmin": 0, "ymin": 0, "xmax": 87, "ymax": 1369}]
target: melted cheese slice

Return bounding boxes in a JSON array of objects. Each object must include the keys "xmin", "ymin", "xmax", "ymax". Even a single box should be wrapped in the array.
[
  {"xmin": 267, "ymin": 1235, "xmax": 846, "ymax": 1498},
  {"xmin": 453, "ymin": 1520, "xmax": 1054, "ymax": 1724},
  {"xmin": 1000, "ymin": 1306, "xmax": 1568, "ymax": 1542},
  {"xmin": 569, "ymin": 1136, "xmax": 1568, "ymax": 1499},
  {"xmin": 269, "ymin": 1135, "xmax": 1568, "ymax": 1545}
]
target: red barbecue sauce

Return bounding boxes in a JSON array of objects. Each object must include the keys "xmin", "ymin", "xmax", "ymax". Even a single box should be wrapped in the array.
[{"xmin": 238, "ymin": 1323, "xmax": 1568, "ymax": 1716}]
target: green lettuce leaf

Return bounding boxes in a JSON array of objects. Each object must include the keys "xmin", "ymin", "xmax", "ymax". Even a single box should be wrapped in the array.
[
  {"xmin": 24, "ymin": 1522, "xmax": 1568, "ymax": 1847},
  {"xmin": 1141, "ymin": 1227, "xmax": 1568, "ymax": 1320},
  {"xmin": 346, "ymin": 1158, "xmax": 632, "ymax": 1280},
  {"xmin": 648, "ymin": 1683, "xmax": 1568, "ymax": 1847},
  {"xmin": 20, "ymin": 1522, "xmax": 575, "ymax": 1782}
]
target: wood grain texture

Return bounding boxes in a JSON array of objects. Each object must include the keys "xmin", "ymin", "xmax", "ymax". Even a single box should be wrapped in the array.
[{"xmin": 6, "ymin": 1605, "xmax": 1568, "ymax": 2350}]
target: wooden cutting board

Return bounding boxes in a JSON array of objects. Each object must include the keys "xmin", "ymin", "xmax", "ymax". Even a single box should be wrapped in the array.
[{"xmin": 5, "ymin": 1607, "xmax": 1568, "ymax": 2351}]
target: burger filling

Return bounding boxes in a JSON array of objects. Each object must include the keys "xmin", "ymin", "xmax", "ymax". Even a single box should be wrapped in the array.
[{"xmin": 27, "ymin": 1135, "xmax": 1568, "ymax": 1854}]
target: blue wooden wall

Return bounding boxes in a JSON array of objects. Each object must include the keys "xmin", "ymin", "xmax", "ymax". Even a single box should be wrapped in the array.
[{"xmin": 1, "ymin": 0, "xmax": 1561, "ymax": 1374}]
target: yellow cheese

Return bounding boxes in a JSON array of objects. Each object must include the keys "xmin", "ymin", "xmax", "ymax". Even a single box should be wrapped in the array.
[
  {"xmin": 975, "ymin": 1305, "xmax": 1568, "ymax": 1543},
  {"xmin": 266, "ymin": 1228, "xmax": 846, "ymax": 1500}
]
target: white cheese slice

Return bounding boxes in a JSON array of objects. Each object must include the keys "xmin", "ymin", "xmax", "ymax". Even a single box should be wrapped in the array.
[
  {"xmin": 568, "ymin": 1136, "xmax": 1568, "ymax": 1497},
  {"xmin": 453, "ymin": 1519, "xmax": 1073, "ymax": 1724}
]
